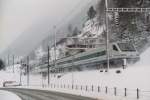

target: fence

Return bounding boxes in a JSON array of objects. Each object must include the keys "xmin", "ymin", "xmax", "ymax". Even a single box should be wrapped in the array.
[
  {"xmin": 37, "ymin": 83, "xmax": 150, "ymax": 100},
  {"xmin": 22, "ymin": 83, "xmax": 150, "ymax": 100}
]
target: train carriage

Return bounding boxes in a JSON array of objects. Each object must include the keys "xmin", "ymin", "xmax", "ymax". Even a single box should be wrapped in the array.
[{"xmin": 32, "ymin": 42, "xmax": 140, "ymax": 73}]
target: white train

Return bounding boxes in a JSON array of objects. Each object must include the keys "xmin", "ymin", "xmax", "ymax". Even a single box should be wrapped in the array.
[{"xmin": 34, "ymin": 42, "xmax": 140, "ymax": 73}]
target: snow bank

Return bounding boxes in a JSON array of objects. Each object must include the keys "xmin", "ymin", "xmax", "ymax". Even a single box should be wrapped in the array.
[
  {"xmin": 0, "ymin": 71, "xmax": 20, "ymax": 87},
  {"xmin": 0, "ymin": 90, "xmax": 21, "ymax": 100}
]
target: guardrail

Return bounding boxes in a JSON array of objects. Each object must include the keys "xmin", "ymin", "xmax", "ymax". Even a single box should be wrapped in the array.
[{"xmin": 106, "ymin": 8, "xmax": 150, "ymax": 12}]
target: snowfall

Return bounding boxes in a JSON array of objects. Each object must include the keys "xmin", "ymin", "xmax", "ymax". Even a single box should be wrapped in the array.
[{"xmin": 1, "ymin": 46, "xmax": 150, "ymax": 100}]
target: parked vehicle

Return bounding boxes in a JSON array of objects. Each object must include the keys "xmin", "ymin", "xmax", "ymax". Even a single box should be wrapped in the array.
[{"xmin": 3, "ymin": 81, "xmax": 21, "ymax": 87}]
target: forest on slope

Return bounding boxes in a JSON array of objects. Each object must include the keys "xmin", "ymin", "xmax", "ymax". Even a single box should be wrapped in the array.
[{"xmin": 97, "ymin": 0, "xmax": 150, "ymax": 53}]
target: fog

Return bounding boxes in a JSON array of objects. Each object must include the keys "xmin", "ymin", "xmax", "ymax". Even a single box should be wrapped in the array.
[{"xmin": 0, "ymin": 0, "xmax": 94, "ymax": 57}]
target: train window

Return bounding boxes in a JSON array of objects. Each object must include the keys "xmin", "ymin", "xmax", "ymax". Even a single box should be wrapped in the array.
[
  {"xmin": 113, "ymin": 45, "xmax": 118, "ymax": 51},
  {"xmin": 56, "ymin": 51, "xmax": 106, "ymax": 66},
  {"xmin": 118, "ymin": 43, "xmax": 136, "ymax": 52}
]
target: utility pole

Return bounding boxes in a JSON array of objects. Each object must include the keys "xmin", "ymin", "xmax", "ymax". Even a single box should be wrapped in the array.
[
  {"xmin": 47, "ymin": 46, "xmax": 50, "ymax": 86},
  {"xmin": 71, "ymin": 55, "xmax": 74, "ymax": 89},
  {"xmin": 27, "ymin": 56, "xmax": 30, "ymax": 86},
  {"xmin": 8, "ymin": 54, "xmax": 10, "ymax": 67},
  {"xmin": 54, "ymin": 26, "xmax": 57, "ymax": 69},
  {"xmin": 105, "ymin": 0, "xmax": 110, "ymax": 72},
  {"xmin": 20, "ymin": 60, "xmax": 22, "ymax": 85},
  {"xmin": 12, "ymin": 55, "xmax": 15, "ymax": 73}
]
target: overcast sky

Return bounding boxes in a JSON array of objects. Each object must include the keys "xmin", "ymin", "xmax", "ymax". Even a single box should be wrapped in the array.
[{"xmin": 0, "ymin": 0, "xmax": 93, "ymax": 55}]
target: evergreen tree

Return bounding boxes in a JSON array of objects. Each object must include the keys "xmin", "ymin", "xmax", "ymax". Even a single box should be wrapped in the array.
[
  {"xmin": 0, "ymin": 59, "xmax": 5, "ymax": 70},
  {"xmin": 72, "ymin": 27, "xmax": 79, "ymax": 36},
  {"xmin": 87, "ymin": 6, "xmax": 96, "ymax": 19}
]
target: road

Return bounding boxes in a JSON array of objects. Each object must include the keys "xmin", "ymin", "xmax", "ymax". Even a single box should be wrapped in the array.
[{"xmin": 0, "ymin": 88, "xmax": 98, "ymax": 100}]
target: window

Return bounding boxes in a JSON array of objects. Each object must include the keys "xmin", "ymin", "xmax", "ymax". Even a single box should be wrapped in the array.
[
  {"xmin": 56, "ymin": 51, "xmax": 106, "ymax": 65},
  {"xmin": 74, "ymin": 51, "xmax": 106, "ymax": 62}
]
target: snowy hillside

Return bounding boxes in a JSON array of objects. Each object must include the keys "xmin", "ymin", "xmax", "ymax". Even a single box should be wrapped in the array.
[{"xmin": 78, "ymin": 17, "xmax": 105, "ymax": 39}]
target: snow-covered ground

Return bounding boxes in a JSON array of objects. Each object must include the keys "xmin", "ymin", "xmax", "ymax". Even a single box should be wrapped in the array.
[
  {"xmin": 1, "ymin": 46, "xmax": 150, "ymax": 100},
  {"xmin": 26, "ymin": 46, "xmax": 150, "ymax": 100},
  {"xmin": 0, "ymin": 90, "xmax": 21, "ymax": 100}
]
